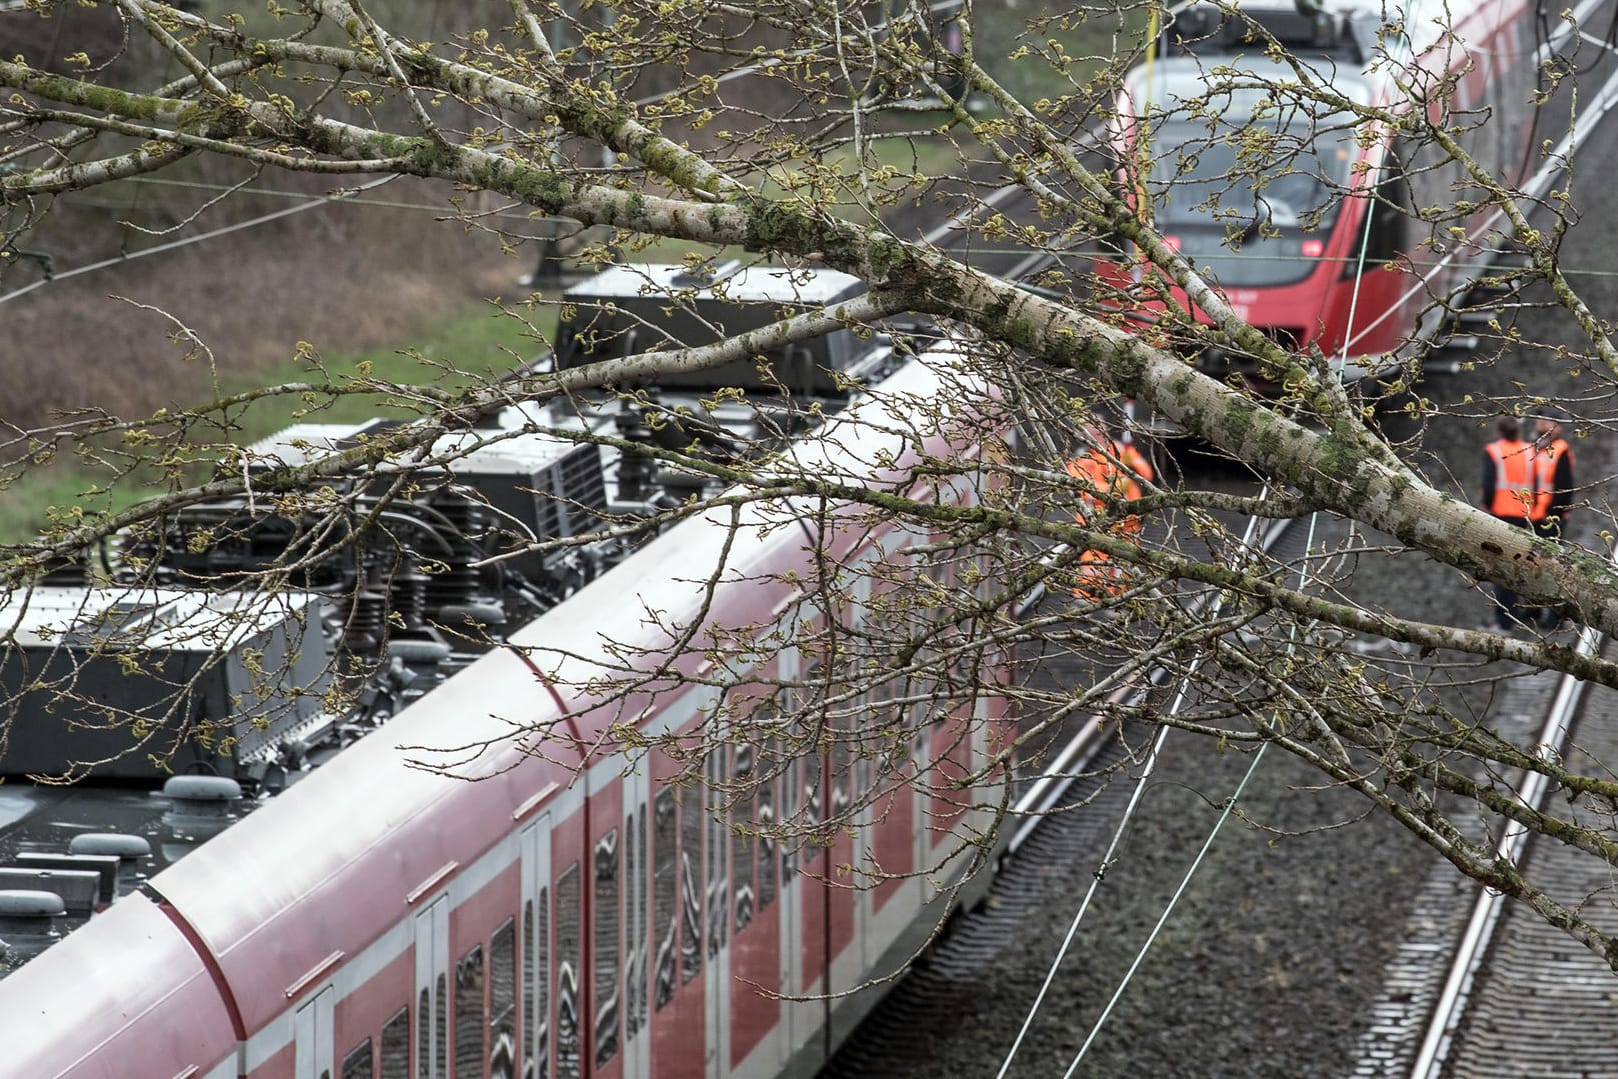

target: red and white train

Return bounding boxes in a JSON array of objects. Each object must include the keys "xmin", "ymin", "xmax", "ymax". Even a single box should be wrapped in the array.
[
  {"xmin": 0, "ymin": 345, "xmax": 1015, "ymax": 1079},
  {"xmin": 1092, "ymin": 0, "xmax": 1539, "ymax": 386}
]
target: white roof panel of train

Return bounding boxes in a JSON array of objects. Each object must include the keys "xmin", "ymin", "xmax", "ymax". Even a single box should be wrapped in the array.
[
  {"xmin": 146, "ymin": 639, "xmax": 571, "ymax": 1026},
  {"xmin": 3, "ymin": 892, "xmax": 237, "ymax": 1077},
  {"xmin": 245, "ymin": 406, "xmax": 588, "ymax": 474},
  {"xmin": 0, "ymin": 585, "xmax": 317, "ymax": 651},
  {"xmin": 572, "ymin": 261, "xmax": 865, "ymax": 305}
]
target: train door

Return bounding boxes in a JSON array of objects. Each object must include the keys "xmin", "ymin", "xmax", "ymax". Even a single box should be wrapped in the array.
[
  {"xmin": 724, "ymin": 671, "xmax": 783, "ymax": 1073},
  {"xmin": 520, "ymin": 820, "xmax": 552, "ymax": 1079},
  {"xmin": 645, "ymin": 703, "xmax": 706, "ymax": 1079},
  {"xmin": 555, "ymin": 842, "xmax": 585, "ymax": 1079},
  {"xmin": 703, "ymin": 741, "xmax": 731, "ymax": 1079},
  {"xmin": 415, "ymin": 896, "xmax": 450, "ymax": 1079},
  {"xmin": 294, "ymin": 985, "xmax": 335, "ymax": 1079},
  {"xmin": 623, "ymin": 767, "xmax": 650, "ymax": 1079}
]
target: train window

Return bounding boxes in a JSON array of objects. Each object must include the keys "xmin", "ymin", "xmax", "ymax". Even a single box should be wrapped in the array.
[
  {"xmin": 380, "ymin": 1007, "xmax": 410, "ymax": 1079},
  {"xmin": 1355, "ymin": 161, "xmax": 1413, "ymax": 270},
  {"xmin": 621, "ymin": 815, "xmax": 637, "ymax": 1043},
  {"xmin": 733, "ymin": 744, "xmax": 755, "ymax": 934},
  {"xmin": 634, "ymin": 803, "xmax": 647, "ymax": 1031},
  {"xmin": 679, "ymin": 779, "xmax": 703, "ymax": 983},
  {"xmin": 454, "ymin": 945, "xmax": 484, "ymax": 1079},
  {"xmin": 593, "ymin": 829, "xmax": 621, "ymax": 1067},
  {"xmin": 525, "ymin": 890, "xmax": 550, "ymax": 1079},
  {"xmin": 832, "ymin": 725, "xmax": 850, "ymax": 823},
  {"xmin": 625, "ymin": 803, "xmax": 647, "ymax": 1040},
  {"xmin": 757, "ymin": 741, "xmax": 777, "ymax": 912},
  {"xmin": 652, "ymin": 788, "xmax": 678, "ymax": 1008},
  {"xmin": 341, "ymin": 1040, "xmax": 372, "ymax": 1079},
  {"xmin": 705, "ymin": 749, "xmax": 729, "ymax": 959},
  {"xmin": 556, "ymin": 863, "xmax": 581, "ymax": 1079},
  {"xmin": 490, "ymin": 920, "xmax": 516, "ymax": 1079},
  {"xmin": 781, "ymin": 740, "xmax": 800, "ymax": 880},
  {"xmin": 804, "ymin": 748, "xmax": 824, "ymax": 838},
  {"xmin": 436, "ymin": 974, "xmax": 448, "ymax": 1079}
]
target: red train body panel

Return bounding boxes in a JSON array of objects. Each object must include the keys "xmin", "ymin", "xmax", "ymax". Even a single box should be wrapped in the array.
[{"xmin": 0, "ymin": 348, "xmax": 1014, "ymax": 1079}]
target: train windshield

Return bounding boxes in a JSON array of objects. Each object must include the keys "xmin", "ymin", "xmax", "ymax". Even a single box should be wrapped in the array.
[{"xmin": 1129, "ymin": 65, "xmax": 1365, "ymax": 287}]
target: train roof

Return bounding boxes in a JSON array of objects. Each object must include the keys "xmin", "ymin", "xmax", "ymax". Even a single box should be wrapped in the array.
[
  {"xmin": 569, "ymin": 260, "xmax": 864, "ymax": 305},
  {"xmin": 505, "ymin": 341, "xmax": 988, "ymax": 704},
  {"xmin": 2, "ymin": 892, "xmax": 237, "ymax": 1077},
  {"xmin": 0, "ymin": 585, "xmax": 318, "ymax": 652},
  {"xmin": 142, "ymin": 642, "xmax": 564, "ymax": 1033},
  {"xmin": 1157, "ymin": 0, "xmax": 1522, "ymax": 77},
  {"xmin": 243, "ymin": 403, "xmax": 589, "ymax": 475},
  {"xmin": 1126, "ymin": 52, "xmax": 1373, "ymax": 114}
]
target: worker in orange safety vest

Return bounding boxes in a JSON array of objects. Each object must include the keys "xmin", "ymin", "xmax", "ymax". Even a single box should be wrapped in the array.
[
  {"xmin": 1067, "ymin": 416, "xmax": 1151, "ymax": 601},
  {"xmin": 1478, "ymin": 415, "xmax": 1537, "ymax": 630}
]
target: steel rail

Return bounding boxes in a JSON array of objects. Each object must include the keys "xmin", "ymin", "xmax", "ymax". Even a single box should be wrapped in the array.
[{"xmin": 1408, "ymin": 565, "xmax": 1610, "ymax": 1077}]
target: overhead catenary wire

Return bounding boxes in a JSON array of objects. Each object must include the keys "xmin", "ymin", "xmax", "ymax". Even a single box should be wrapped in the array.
[
  {"xmin": 992, "ymin": 505, "xmax": 1286, "ymax": 1079},
  {"xmin": 1060, "ymin": 508, "xmax": 1332, "ymax": 1076},
  {"xmin": 0, "ymin": 175, "xmax": 400, "ymax": 308}
]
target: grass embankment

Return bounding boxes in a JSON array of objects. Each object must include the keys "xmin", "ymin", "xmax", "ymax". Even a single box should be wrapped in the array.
[{"xmin": 0, "ymin": 302, "xmax": 553, "ymax": 548}]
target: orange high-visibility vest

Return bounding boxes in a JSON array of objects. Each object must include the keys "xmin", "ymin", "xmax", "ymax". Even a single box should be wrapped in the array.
[
  {"xmin": 1484, "ymin": 438, "xmax": 1536, "ymax": 519},
  {"xmin": 1067, "ymin": 449, "xmax": 1146, "ymax": 600},
  {"xmin": 1114, "ymin": 439, "xmax": 1154, "ymax": 486},
  {"xmin": 1067, "ymin": 451, "xmax": 1142, "ymax": 520},
  {"xmin": 1532, "ymin": 437, "xmax": 1572, "ymax": 520}
]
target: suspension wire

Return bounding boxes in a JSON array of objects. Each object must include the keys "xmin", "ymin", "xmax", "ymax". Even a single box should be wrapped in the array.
[
  {"xmin": 993, "ymin": 502, "xmax": 1277, "ymax": 1079},
  {"xmin": 1061, "ymin": 741, "xmax": 1269, "ymax": 1076},
  {"xmin": 1058, "ymin": 502, "xmax": 1328, "ymax": 1074},
  {"xmin": 0, "ymin": 175, "xmax": 398, "ymax": 308}
]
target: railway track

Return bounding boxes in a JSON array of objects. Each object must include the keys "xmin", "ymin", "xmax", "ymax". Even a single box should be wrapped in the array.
[{"xmin": 1348, "ymin": 608, "xmax": 1618, "ymax": 1077}]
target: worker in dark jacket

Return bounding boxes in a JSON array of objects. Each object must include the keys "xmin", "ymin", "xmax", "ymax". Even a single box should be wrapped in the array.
[
  {"xmin": 1531, "ymin": 408, "xmax": 1576, "ymax": 540},
  {"xmin": 1479, "ymin": 415, "xmax": 1536, "ymax": 630},
  {"xmin": 1529, "ymin": 408, "xmax": 1576, "ymax": 627}
]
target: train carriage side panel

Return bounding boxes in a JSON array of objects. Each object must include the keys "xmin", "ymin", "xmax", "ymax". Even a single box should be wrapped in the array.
[
  {"xmin": 2, "ymin": 893, "xmax": 238, "ymax": 1079},
  {"xmin": 330, "ymin": 943, "xmax": 414, "ymax": 1079}
]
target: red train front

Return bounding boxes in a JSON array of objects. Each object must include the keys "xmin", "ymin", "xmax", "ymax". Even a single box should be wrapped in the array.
[{"xmin": 1091, "ymin": 0, "xmax": 1532, "ymax": 389}]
